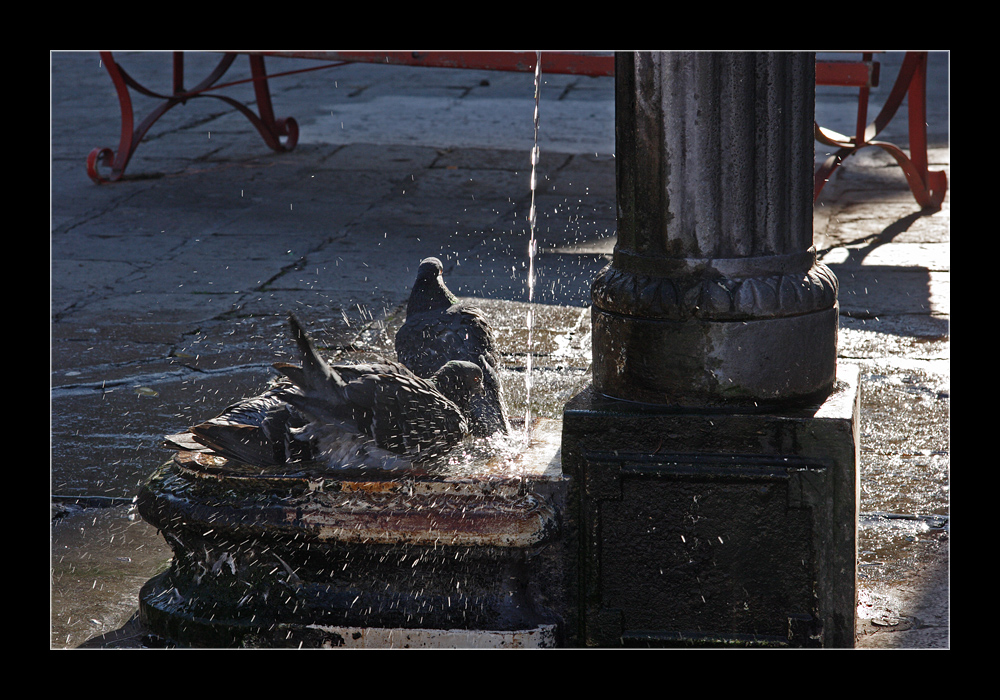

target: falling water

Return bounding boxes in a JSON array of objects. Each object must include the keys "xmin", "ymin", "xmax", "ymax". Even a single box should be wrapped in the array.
[{"xmin": 524, "ymin": 52, "xmax": 541, "ymax": 439}]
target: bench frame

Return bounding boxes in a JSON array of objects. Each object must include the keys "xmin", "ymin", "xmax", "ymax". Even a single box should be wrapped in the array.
[
  {"xmin": 85, "ymin": 51, "xmax": 946, "ymax": 209},
  {"xmin": 813, "ymin": 51, "xmax": 946, "ymax": 209}
]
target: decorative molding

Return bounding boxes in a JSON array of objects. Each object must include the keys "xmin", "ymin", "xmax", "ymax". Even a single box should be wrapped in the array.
[{"xmin": 591, "ymin": 259, "xmax": 838, "ymax": 321}]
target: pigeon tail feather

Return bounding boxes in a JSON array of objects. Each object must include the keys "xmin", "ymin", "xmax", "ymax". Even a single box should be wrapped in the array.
[{"xmin": 281, "ymin": 313, "xmax": 347, "ymax": 393}]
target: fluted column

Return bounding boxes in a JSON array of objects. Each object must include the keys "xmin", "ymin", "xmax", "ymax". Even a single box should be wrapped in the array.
[{"xmin": 592, "ymin": 51, "xmax": 838, "ymax": 407}]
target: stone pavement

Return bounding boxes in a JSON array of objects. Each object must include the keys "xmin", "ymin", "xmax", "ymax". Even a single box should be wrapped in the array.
[{"xmin": 50, "ymin": 51, "xmax": 948, "ymax": 648}]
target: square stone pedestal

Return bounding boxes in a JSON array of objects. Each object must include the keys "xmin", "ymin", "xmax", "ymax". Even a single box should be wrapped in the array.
[{"xmin": 560, "ymin": 364, "xmax": 860, "ymax": 647}]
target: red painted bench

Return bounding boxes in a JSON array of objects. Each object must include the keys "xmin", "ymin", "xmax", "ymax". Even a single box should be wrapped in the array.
[{"xmin": 86, "ymin": 51, "xmax": 946, "ymax": 209}]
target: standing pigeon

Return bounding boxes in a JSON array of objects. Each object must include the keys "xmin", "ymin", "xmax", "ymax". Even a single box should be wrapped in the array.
[
  {"xmin": 167, "ymin": 313, "xmax": 483, "ymax": 476},
  {"xmin": 395, "ymin": 257, "xmax": 511, "ymax": 437}
]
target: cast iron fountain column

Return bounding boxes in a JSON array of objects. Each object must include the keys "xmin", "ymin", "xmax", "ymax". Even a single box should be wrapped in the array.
[
  {"xmin": 562, "ymin": 52, "xmax": 860, "ymax": 647},
  {"xmin": 593, "ymin": 51, "xmax": 838, "ymax": 406}
]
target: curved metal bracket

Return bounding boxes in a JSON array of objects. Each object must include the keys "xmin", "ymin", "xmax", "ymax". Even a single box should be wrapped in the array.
[
  {"xmin": 87, "ymin": 52, "xmax": 297, "ymax": 184},
  {"xmin": 814, "ymin": 52, "xmax": 947, "ymax": 210}
]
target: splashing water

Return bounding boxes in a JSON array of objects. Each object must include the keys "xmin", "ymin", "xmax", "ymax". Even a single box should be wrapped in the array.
[{"xmin": 524, "ymin": 52, "xmax": 541, "ymax": 440}]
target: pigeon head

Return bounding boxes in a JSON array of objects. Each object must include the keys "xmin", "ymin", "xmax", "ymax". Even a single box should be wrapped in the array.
[
  {"xmin": 430, "ymin": 360, "xmax": 483, "ymax": 411},
  {"xmin": 407, "ymin": 257, "xmax": 460, "ymax": 314},
  {"xmin": 417, "ymin": 256, "xmax": 444, "ymax": 278}
]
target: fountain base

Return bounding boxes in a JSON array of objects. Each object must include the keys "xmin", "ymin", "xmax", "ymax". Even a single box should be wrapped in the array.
[
  {"xmin": 135, "ymin": 424, "xmax": 568, "ymax": 648},
  {"xmin": 560, "ymin": 364, "xmax": 861, "ymax": 647}
]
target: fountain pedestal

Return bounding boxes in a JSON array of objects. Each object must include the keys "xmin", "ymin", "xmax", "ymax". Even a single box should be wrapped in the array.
[
  {"xmin": 561, "ymin": 366, "xmax": 859, "ymax": 647},
  {"xmin": 136, "ymin": 430, "xmax": 567, "ymax": 648},
  {"xmin": 561, "ymin": 52, "xmax": 860, "ymax": 647}
]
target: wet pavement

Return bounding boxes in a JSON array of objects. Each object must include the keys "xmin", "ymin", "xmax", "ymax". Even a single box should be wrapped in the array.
[{"xmin": 50, "ymin": 51, "xmax": 949, "ymax": 648}]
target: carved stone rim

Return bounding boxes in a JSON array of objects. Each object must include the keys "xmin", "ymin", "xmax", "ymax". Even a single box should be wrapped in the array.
[{"xmin": 591, "ymin": 258, "xmax": 839, "ymax": 321}]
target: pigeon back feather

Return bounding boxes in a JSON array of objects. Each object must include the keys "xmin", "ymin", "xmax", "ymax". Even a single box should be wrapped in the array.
[
  {"xmin": 275, "ymin": 313, "xmax": 473, "ymax": 470},
  {"xmin": 183, "ymin": 380, "xmax": 312, "ymax": 467}
]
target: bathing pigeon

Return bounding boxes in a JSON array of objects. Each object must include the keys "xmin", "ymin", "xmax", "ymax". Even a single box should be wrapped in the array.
[
  {"xmin": 168, "ymin": 313, "xmax": 483, "ymax": 475},
  {"xmin": 395, "ymin": 257, "xmax": 511, "ymax": 437},
  {"xmin": 275, "ymin": 313, "xmax": 482, "ymax": 473},
  {"xmin": 167, "ymin": 378, "xmax": 312, "ymax": 467}
]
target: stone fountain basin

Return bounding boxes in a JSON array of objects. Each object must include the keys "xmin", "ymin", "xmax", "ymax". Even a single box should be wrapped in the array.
[
  {"xmin": 134, "ymin": 422, "xmax": 567, "ymax": 647},
  {"xmin": 144, "ymin": 449, "xmax": 559, "ymax": 548}
]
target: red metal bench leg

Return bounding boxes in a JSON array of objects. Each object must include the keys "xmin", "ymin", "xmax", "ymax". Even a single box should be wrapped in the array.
[
  {"xmin": 87, "ymin": 52, "xmax": 298, "ymax": 184},
  {"xmin": 813, "ymin": 52, "xmax": 947, "ymax": 210},
  {"xmin": 87, "ymin": 52, "xmax": 140, "ymax": 184},
  {"xmin": 248, "ymin": 54, "xmax": 298, "ymax": 152},
  {"xmin": 903, "ymin": 52, "xmax": 947, "ymax": 209},
  {"xmin": 88, "ymin": 52, "xmax": 236, "ymax": 183}
]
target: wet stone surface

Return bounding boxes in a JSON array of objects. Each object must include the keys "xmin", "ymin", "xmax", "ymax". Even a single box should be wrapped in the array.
[
  {"xmin": 814, "ymin": 143, "xmax": 949, "ymax": 647},
  {"xmin": 51, "ymin": 503, "xmax": 173, "ymax": 649}
]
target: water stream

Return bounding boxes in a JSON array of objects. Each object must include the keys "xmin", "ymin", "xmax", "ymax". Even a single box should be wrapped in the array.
[{"xmin": 524, "ymin": 51, "xmax": 541, "ymax": 440}]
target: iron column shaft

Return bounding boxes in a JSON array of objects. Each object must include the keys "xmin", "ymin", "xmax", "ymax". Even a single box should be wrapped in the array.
[{"xmin": 593, "ymin": 52, "xmax": 838, "ymax": 407}]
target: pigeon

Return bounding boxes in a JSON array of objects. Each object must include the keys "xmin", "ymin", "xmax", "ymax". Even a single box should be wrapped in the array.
[
  {"xmin": 170, "ymin": 313, "xmax": 483, "ymax": 476},
  {"xmin": 395, "ymin": 257, "xmax": 511, "ymax": 437},
  {"xmin": 166, "ymin": 378, "xmax": 312, "ymax": 468}
]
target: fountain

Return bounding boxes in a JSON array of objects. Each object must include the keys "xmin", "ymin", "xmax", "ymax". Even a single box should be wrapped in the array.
[
  {"xmin": 134, "ymin": 51, "xmax": 859, "ymax": 648},
  {"xmin": 136, "ymin": 305, "xmax": 569, "ymax": 647},
  {"xmin": 135, "ymin": 449, "xmax": 566, "ymax": 647}
]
